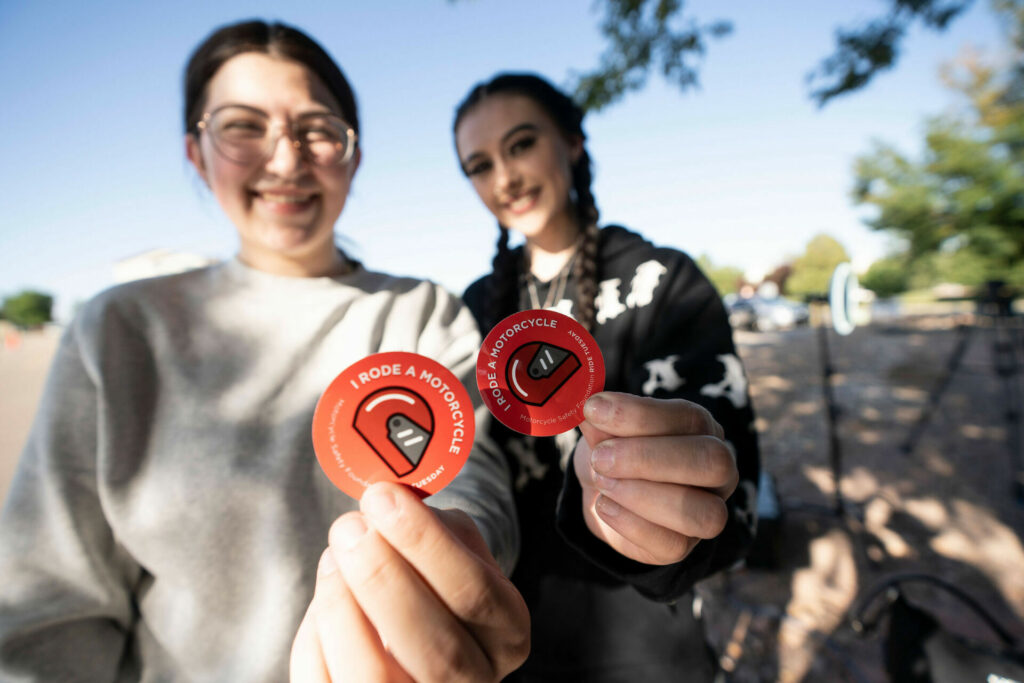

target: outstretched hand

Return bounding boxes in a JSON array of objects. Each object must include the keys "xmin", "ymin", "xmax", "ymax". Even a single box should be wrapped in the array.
[
  {"xmin": 574, "ymin": 391, "xmax": 739, "ymax": 565},
  {"xmin": 291, "ymin": 482, "xmax": 529, "ymax": 682}
]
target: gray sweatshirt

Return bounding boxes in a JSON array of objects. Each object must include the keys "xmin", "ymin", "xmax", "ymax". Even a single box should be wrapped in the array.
[{"xmin": 0, "ymin": 259, "xmax": 517, "ymax": 682}]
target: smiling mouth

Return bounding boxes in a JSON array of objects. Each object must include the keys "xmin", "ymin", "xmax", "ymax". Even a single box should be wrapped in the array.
[
  {"xmin": 251, "ymin": 190, "xmax": 318, "ymax": 213},
  {"xmin": 504, "ymin": 189, "xmax": 540, "ymax": 214}
]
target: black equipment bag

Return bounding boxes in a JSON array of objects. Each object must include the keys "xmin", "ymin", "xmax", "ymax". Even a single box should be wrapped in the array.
[{"xmin": 851, "ymin": 574, "xmax": 1024, "ymax": 682}]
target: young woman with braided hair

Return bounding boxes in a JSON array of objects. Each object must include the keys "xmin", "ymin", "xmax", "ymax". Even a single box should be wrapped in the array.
[{"xmin": 454, "ymin": 73, "xmax": 761, "ymax": 680}]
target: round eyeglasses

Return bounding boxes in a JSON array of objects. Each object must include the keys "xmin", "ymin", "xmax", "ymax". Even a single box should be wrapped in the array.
[{"xmin": 196, "ymin": 105, "xmax": 358, "ymax": 167}]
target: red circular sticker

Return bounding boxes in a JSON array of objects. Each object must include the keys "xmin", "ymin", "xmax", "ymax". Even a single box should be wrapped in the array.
[
  {"xmin": 312, "ymin": 352, "xmax": 474, "ymax": 499},
  {"xmin": 477, "ymin": 310, "xmax": 605, "ymax": 436}
]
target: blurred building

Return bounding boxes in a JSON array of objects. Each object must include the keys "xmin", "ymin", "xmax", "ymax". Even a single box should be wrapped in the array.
[{"xmin": 113, "ymin": 249, "xmax": 219, "ymax": 284}]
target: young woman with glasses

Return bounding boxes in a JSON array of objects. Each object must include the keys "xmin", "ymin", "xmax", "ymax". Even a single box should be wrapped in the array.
[
  {"xmin": 453, "ymin": 73, "xmax": 761, "ymax": 681},
  {"xmin": 0, "ymin": 21, "xmax": 528, "ymax": 682}
]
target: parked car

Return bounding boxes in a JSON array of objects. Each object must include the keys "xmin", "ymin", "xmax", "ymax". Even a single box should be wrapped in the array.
[{"xmin": 725, "ymin": 295, "xmax": 809, "ymax": 332}]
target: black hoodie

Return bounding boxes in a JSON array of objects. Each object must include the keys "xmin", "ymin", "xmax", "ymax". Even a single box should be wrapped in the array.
[{"xmin": 464, "ymin": 225, "xmax": 760, "ymax": 681}]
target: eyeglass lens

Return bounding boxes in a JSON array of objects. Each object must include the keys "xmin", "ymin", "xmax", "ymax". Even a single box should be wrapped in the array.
[{"xmin": 206, "ymin": 106, "xmax": 354, "ymax": 166}]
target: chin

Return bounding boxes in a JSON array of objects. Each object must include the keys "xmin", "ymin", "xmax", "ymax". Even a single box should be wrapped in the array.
[
  {"xmin": 505, "ymin": 214, "xmax": 552, "ymax": 238},
  {"xmin": 256, "ymin": 222, "xmax": 325, "ymax": 251}
]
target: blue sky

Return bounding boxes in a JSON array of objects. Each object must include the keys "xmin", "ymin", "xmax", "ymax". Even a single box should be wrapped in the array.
[{"xmin": 0, "ymin": 0, "xmax": 1005, "ymax": 321}]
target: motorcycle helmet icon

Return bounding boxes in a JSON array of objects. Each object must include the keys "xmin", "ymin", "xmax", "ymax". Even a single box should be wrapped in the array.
[
  {"xmin": 506, "ymin": 342, "xmax": 581, "ymax": 406},
  {"xmin": 354, "ymin": 387, "xmax": 434, "ymax": 477}
]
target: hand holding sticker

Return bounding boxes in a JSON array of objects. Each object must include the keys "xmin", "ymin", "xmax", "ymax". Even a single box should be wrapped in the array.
[
  {"xmin": 290, "ymin": 482, "xmax": 530, "ymax": 681},
  {"xmin": 573, "ymin": 392, "xmax": 739, "ymax": 566},
  {"xmin": 312, "ymin": 352, "xmax": 474, "ymax": 499},
  {"xmin": 477, "ymin": 310, "xmax": 605, "ymax": 436},
  {"xmin": 302, "ymin": 354, "xmax": 528, "ymax": 681}
]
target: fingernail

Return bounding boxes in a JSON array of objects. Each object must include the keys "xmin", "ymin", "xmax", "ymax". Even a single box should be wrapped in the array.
[
  {"xmin": 596, "ymin": 495, "xmax": 621, "ymax": 518},
  {"xmin": 591, "ymin": 444, "xmax": 614, "ymax": 473},
  {"xmin": 593, "ymin": 473, "xmax": 617, "ymax": 493},
  {"xmin": 332, "ymin": 515, "xmax": 368, "ymax": 551},
  {"xmin": 318, "ymin": 548, "xmax": 339, "ymax": 577},
  {"xmin": 584, "ymin": 393, "xmax": 611, "ymax": 423},
  {"xmin": 362, "ymin": 486, "xmax": 398, "ymax": 524}
]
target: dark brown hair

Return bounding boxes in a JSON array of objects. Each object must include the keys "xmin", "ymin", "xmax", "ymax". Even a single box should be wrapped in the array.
[
  {"xmin": 184, "ymin": 20, "xmax": 359, "ymax": 137},
  {"xmin": 453, "ymin": 73, "xmax": 600, "ymax": 332}
]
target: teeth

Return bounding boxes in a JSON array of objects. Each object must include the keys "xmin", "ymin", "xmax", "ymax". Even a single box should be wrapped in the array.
[
  {"xmin": 509, "ymin": 193, "xmax": 535, "ymax": 211},
  {"xmin": 260, "ymin": 193, "xmax": 313, "ymax": 203}
]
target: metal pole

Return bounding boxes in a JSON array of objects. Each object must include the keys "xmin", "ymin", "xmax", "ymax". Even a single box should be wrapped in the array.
[{"xmin": 817, "ymin": 317, "xmax": 844, "ymax": 516}]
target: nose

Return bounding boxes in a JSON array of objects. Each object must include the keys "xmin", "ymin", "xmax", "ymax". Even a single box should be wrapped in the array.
[
  {"xmin": 263, "ymin": 130, "xmax": 306, "ymax": 176},
  {"xmin": 493, "ymin": 158, "xmax": 522, "ymax": 195}
]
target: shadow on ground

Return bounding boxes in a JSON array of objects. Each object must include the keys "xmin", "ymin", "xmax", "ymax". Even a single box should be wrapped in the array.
[{"xmin": 701, "ymin": 315, "xmax": 1024, "ymax": 682}]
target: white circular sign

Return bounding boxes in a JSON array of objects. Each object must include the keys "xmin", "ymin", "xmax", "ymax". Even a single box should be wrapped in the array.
[{"xmin": 829, "ymin": 262, "xmax": 858, "ymax": 336}]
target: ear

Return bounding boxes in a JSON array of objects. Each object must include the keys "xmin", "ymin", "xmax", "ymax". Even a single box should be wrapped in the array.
[{"xmin": 185, "ymin": 134, "xmax": 210, "ymax": 186}]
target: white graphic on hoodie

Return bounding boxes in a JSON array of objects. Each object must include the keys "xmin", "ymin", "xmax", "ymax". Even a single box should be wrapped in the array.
[
  {"xmin": 642, "ymin": 355, "xmax": 685, "ymax": 395},
  {"xmin": 550, "ymin": 299, "xmax": 575, "ymax": 318},
  {"xmin": 700, "ymin": 354, "xmax": 748, "ymax": 409},
  {"xmin": 626, "ymin": 260, "xmax": 668, "ymax": 309},
  {"xmin": 595, "ymin": 278, "xmax": 626, "ymax": 324},
  {"xmin": 596, "ymin": 260, "xmax": 669, "ymax": 324}
]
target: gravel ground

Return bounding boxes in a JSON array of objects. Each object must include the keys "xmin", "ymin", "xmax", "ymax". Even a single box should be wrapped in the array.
[{"xmin": 702, "ymin": 313, "xmax": 1024, "ymax": 682}]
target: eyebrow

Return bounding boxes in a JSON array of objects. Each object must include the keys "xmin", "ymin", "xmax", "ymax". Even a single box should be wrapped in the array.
[{"xmin": 461, "ymin": 122, "xmax": 540, "ymax": 166}]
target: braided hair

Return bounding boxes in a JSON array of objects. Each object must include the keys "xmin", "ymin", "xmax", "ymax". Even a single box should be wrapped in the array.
[{"xmin": 453, "ymin": 73, "xmax": 601, "ymax": 332}]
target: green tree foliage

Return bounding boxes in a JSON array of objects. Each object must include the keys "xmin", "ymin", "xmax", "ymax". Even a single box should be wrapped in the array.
[
  {"xmin": 905, "ymin": 248, "xmax": 1000, "ymax": 289},
  {"xmin": 571, "ymin": 0, "xmax": 732, "ymax": 112},
  {"xmin": 785, "ymin": 234, "xmax": 851, "ymax": 297},
  {"xmin": 1, "ymin": 290, "xmax": 54, "ymax": 329},
  {"xmin": 452, "ymin": 0, "xmax": 979, "ymax": 110},
  {"xmin": 806, "ymin": 0, "xmax": 972, "ymax": 106},
  {"xmin": 853, "ymin": 0, "xmax": 1024, "ymax": 288},
  {"xmin": 696, "ymin": 254, "xmax": 744, "ymax": 296},
  {"xmin": 569, "ymin": 0, "xmax": 972, "ymax": 110},
  {"xmin": 861, "ymin": 256, "xmax": 911, "ymax": 297}
]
